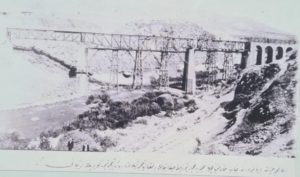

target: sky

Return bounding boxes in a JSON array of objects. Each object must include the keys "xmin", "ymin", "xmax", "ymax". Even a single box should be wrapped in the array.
[{"xmin": 0, "ymin": 0, "xmax": 299, "ymax": 35}]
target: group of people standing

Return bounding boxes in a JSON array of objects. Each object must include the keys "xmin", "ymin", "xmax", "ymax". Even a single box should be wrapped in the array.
[{"xmin": 67, "ymin": 138, "xmax": 90, "ymax": 152}]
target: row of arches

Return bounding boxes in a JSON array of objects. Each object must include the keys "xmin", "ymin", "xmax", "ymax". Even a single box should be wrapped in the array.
[{"xmin": 255, "ymin": 46, "xmax": 293, "ymax": 65}]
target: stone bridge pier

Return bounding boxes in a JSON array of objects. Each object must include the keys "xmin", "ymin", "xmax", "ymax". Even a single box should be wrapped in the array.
[{"xmin": 183, "ymin": 48, "xmax": 196, "ymax": 94}]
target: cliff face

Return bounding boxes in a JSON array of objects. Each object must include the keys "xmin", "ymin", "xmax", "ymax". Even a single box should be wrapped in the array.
[{"xmin": 219, "ymin": 58, "xmax": 297, "ymax": 157}]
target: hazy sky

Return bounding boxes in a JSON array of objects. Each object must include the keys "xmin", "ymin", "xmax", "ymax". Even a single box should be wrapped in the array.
[{"xmin": 0, "ymin": 0, "xmax": 299, "ymax": 35}]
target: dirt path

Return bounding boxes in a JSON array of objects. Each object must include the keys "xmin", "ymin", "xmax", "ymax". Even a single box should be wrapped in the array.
[{"xmin": 138, "ymin": 92, "xmax": 234, "ymax": 154}]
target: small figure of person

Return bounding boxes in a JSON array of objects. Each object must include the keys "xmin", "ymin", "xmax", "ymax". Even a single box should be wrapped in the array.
[
  {"xmin": 82, "ymin": 143, "xmax": 90, "ymax": 152},
  {"xmin": 67, "ymin": 138, "xmax": 74, "ymax": 151},
  {"xmin": 194, "ymin": 137, "xmax": 201, "ymax": 153},
  {"xmin": 196, "ymin": 137, "xmax": 201, "ymax": 146}
]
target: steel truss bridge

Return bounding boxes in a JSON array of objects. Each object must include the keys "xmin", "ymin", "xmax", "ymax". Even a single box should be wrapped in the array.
[{"xmin": 7, "ymin": 27, "xmax": 250, "ymax": 93}]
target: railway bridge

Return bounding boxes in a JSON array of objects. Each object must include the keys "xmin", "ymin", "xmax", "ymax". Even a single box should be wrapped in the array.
[{"xmin": 7, "ymin": 28, "xmax": 297, "ymax": 94}]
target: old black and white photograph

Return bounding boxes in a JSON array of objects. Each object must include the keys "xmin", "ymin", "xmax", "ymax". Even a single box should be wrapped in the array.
[{"xmin": 0, "ymin": 0, "xmax": 298, "ymax": 160}]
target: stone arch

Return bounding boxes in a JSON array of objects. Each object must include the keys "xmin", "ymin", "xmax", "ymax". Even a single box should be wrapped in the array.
[
  {"xmin": 265, "ymin": 46, "xmax": 273, "ymax": 64},
  {"xmin": 286, "ymin": 47, "xmax": 293, "ymax": 53},
  {"xmin": 286, "ymin": 47, "xmax": 293, "ymax": 59},
  {"xmin": 256, "ymin": 45, "xmax": 262, "ymax": 65},
  {"xmin": 275, "ymin": 46, "xmax": 283, "ymax": 60}
]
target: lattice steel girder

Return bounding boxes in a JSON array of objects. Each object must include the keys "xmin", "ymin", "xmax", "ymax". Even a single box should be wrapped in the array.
[
  {"xmin": 110, "ymin": 50, "xmax": 119, "ymax": 87},
  {"xmin": 7, "ymin": 28, "xmax": 195, "ymax": 52},
  {"xmin": 8, "ymin": 28, "xmax": 82, "ymax": 42},
  {"xmin": 132, "ymin": 51, "xmax": 143, "ymax": 88},
  {"xmin": 222, "ymin": 52, "xmax": 234, "ymax": 80},
  {"xmin": 75, "ymin": 33, "xmax": 194, "ymax": 52},
  {"xmin": 8, "ymin": 28, "xmax": 262, "ymax": 54},
  {"xmin": 197, "ymin": 39, "xmax": 247, "ymax": 53},
  {"xmin": 223, "ymin": 52, "xmax": 234, "ymax": 66}
]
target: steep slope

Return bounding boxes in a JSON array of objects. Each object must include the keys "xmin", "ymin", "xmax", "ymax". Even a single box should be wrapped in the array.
[
  {"xmin": 194, "ymin": 57, "xmax": 297, "ymax": 157},
  {"xmin": 0, "ymin": 41, "xmax": 79, "ymax": 110}
]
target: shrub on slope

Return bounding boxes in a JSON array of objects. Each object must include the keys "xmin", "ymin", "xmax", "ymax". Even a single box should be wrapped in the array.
[
  {"xmin": 35, "ymin": 90, "xmax": 197, "ymax": 151},
  {"xmin": 61, "ymin": 91, "xmax": 194, "ymax": 132}
]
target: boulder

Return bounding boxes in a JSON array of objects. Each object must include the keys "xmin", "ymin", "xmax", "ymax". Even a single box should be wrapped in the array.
[
  {"xmin": 155, "ymin": 93, "xmax": 174, "ymax": 111},
  {"xmin": 149, "ymin": 102, "xmax": 161, "ymax": 115},
  {"xmin": 174, "ymin": 98, "xmax": 185, "ymax": 110},
  {"xmin": 247, "ymin": 100, "xmax": 274, "ymax": 123}
]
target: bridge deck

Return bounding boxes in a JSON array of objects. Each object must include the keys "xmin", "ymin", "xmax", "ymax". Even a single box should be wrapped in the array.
[{"xmin": 7, "ymin": 28, "xmax": 249, "ymax": 53}]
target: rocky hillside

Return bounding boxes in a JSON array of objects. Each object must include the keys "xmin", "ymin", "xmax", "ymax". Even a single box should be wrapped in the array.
[
  {"xmin": 195, "ymin": 56, "xmax": 297, "ymax": 157},
  {"xmin": 120, "ymin": 20, "xmax": 214, "ymax": 39}
]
